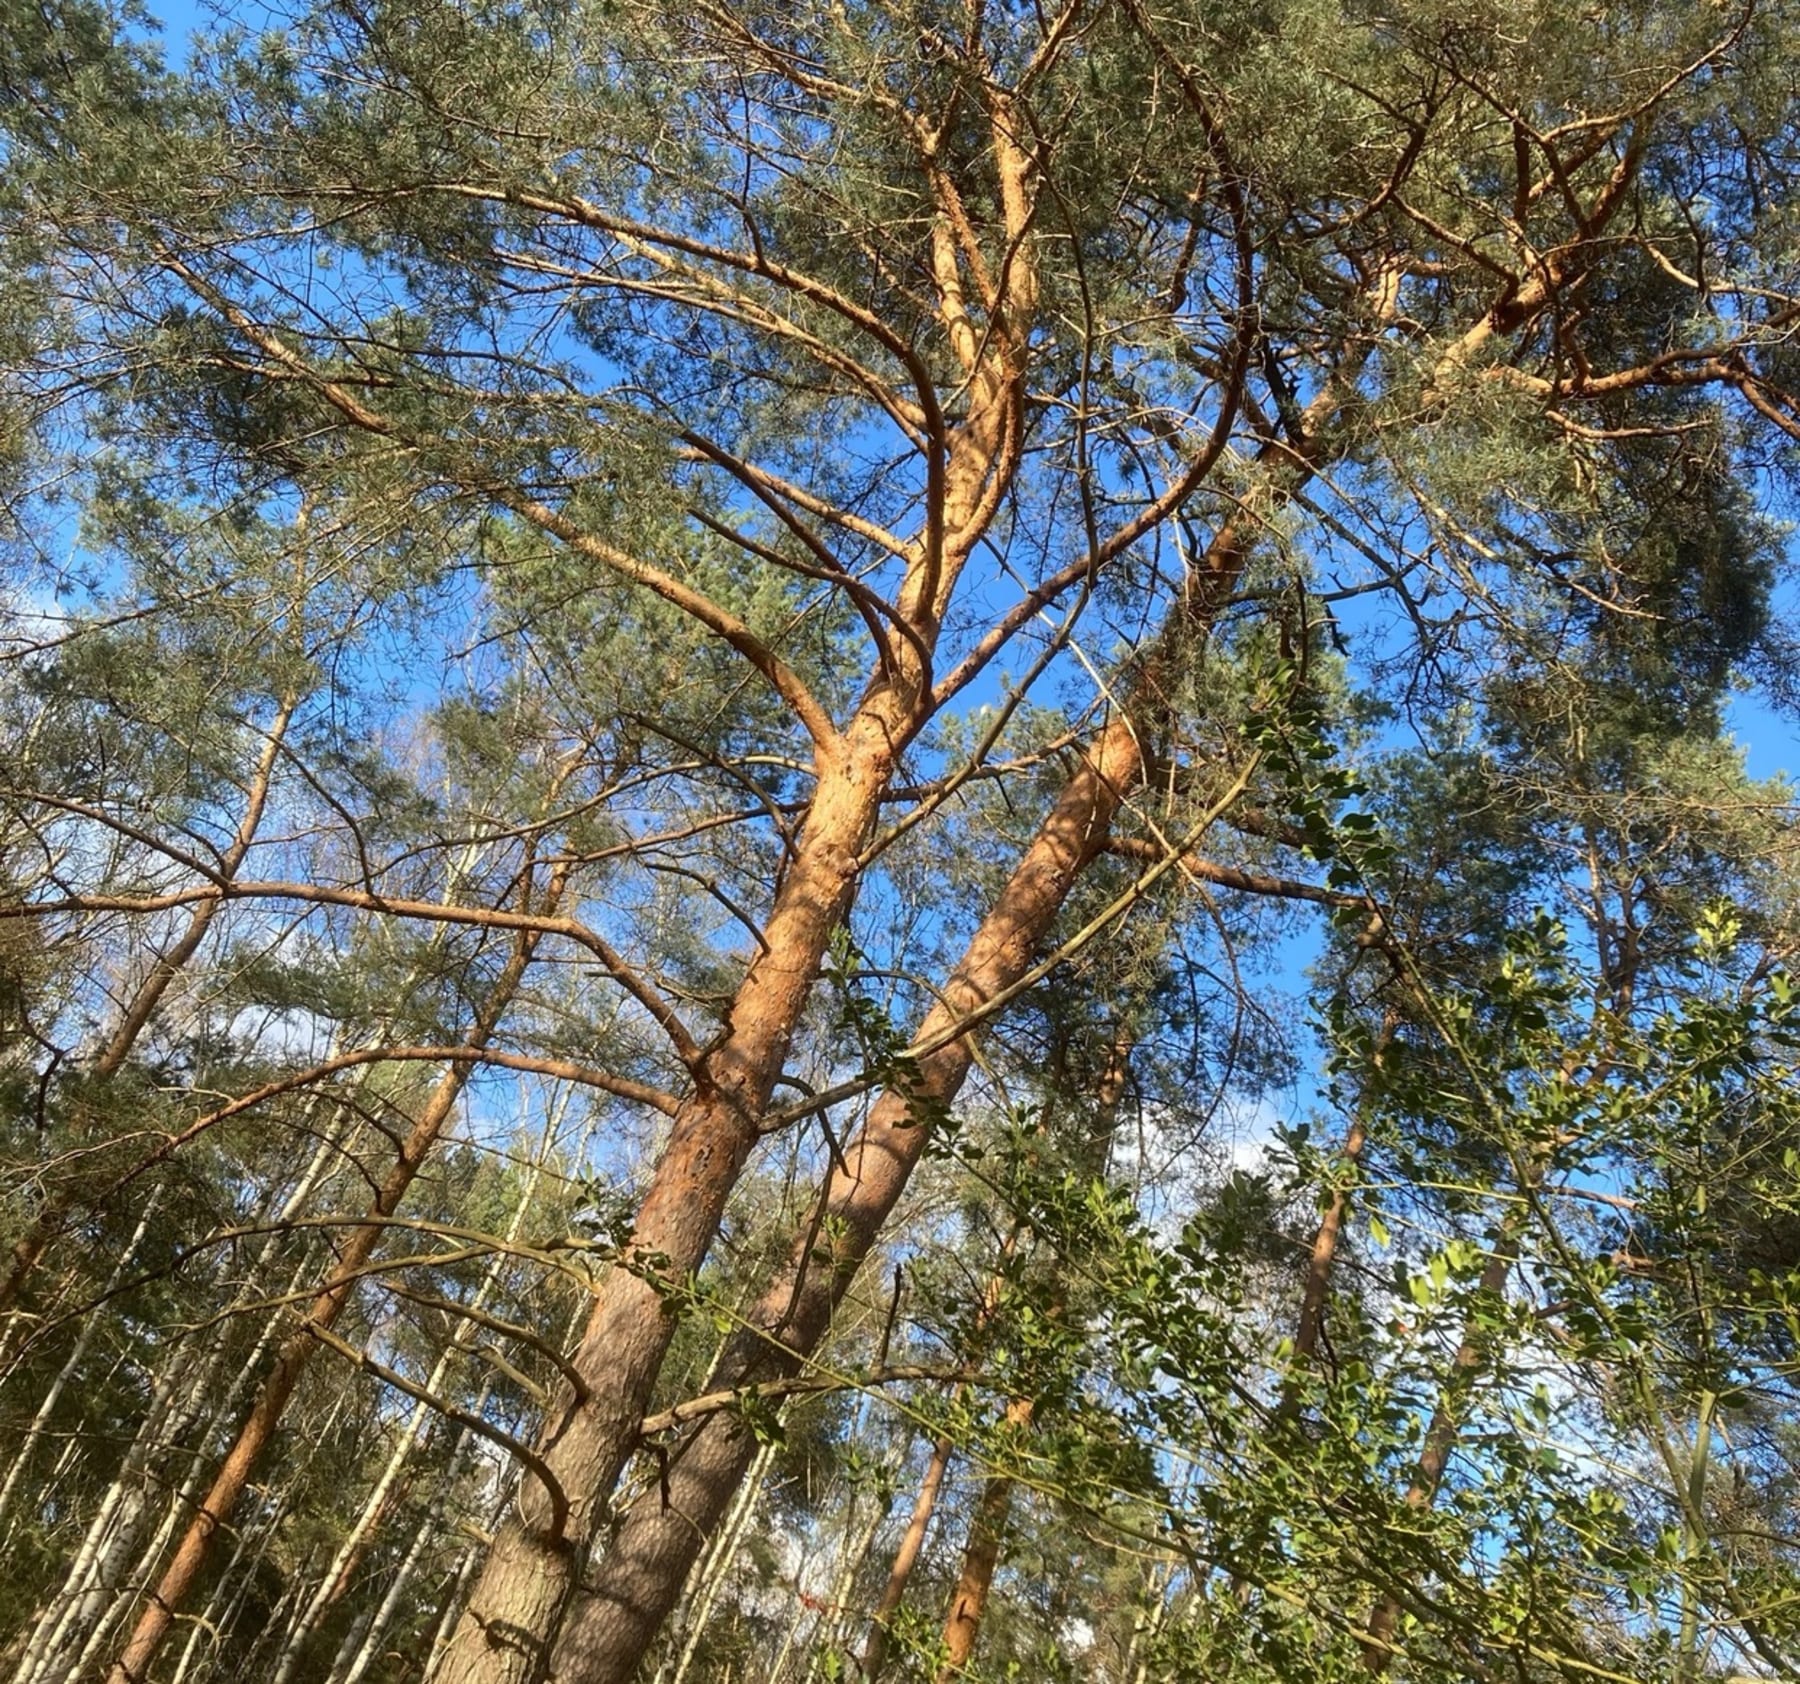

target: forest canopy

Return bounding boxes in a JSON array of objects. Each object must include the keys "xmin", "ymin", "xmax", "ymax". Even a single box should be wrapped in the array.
[{"xmin": 3, "ymin": 1, "xmax": 1800, "ymax": 1682}]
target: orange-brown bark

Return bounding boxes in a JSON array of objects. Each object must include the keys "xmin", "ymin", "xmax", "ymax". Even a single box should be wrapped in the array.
[
  {"xmin": 862, "ymin": 1432, "xmax": 956, "ymax": 1682},
  {"xmin": 431, "ymin": 66, "xmax": 1044, "ymax": 1684},
  {"xmin": 935, "ymin": 1396, "xmax": 1035, "ymax": 1680}
]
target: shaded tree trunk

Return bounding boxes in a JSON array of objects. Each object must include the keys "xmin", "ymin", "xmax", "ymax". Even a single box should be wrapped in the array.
[{"xmin": 861, "ymin": 1434, "xmax": 955, "ymax": 1681}]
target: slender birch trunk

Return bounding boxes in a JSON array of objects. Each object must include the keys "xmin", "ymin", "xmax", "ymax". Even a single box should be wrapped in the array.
[
  {"xmin": 335, "ymin": 1508, "xmax": 437, "ymax": 1684},
  {"xmin": 0, "ymin": 1187, "xmax": 163, "ymax": 1542},
  {"xmin": 103, "ymin": 861, "xmax": 568, "ymax": 1684},
  {"xmin": 658, "ymin": 1441, "xmax": 777, "ymax": 1684},
  {"xmin": 269, "ymin": 1089, "xmax": 571, "ymax": 1684},
  {"xmin": 806, "ymin": 1484, "xmax": 891, "ymax": 1684},
  {"xmin": 10, "ymin": 1107, "xmax": 349, "ymax": 1684}
]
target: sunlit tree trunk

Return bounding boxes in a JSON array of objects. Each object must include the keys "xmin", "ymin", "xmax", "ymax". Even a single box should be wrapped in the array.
[
  {"xmin": 544, "ymin": 492, "xmax": 1273, "ymax": 1684},
  {"xmin": 434, "ymin": 91, "xmax": 1045, "ymax": 1684},
  {"xmin": 860, "ymin": 1434, "xmax": 954, "ymax": 1682}
]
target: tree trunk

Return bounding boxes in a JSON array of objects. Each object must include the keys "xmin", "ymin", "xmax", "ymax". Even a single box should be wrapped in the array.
[
  {"xmin": 539, "ymin": 498, "xmax": 1267, "ymax": 1684},
  {"xmin": 0, "ymin": 1187, "xmax": 162, "ymax": 1542},
  {"xmin": 430, "ymin": 81, "xmax": 1049, "ymax": 1682},
  {"xmin": 272, "ymin": 1090, "xmax": 570, "ymax": 1684},
  {"xmin": 656, "ymin": 1441, "xmax": 777, "ymax": 1684},
  {"xmin": 934, "ymin": 1396, "xmax": 1035, "ymax": 1680},
  {"xmin": 432, "ymin": 698, "xmax": 932, "ymax": 1684},
  {"xmin": 931, "ymin": 1038, "xmax": 1132, "ymax": 1678},
  {"xmin": 861, "ymin": 1433, "xmax": 954, "ymax": 1680},
  {"xmin": 103, "ymin": 864, "xmax": 565, "ymax": 1684},
  {"xmin": 10, "ymin": 1109, "xmax": 349, "ymax": 1684}
]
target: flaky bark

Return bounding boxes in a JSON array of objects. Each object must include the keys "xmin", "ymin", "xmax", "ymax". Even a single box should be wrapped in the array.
[
  {"xmin": 540, "ymin": 543, "xmax": 1244, "ymax": 1684},
  {"xmin": 537, "ymin": 694, "xmax": 1151, "ymax": 1684},
  {"xmin": 432, "ymin": 702, "xmax": 928, "ymax": 1684},
  {"xmin": 460, "ymin": 218, "xmax": 1535, "ymax": 1675}
]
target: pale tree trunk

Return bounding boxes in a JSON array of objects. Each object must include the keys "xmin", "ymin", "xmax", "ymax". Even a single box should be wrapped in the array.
[
  {"xmin": 15, "ymin": 1299, "xmax": 256, "ymax": 1684},
  {"xmin": 8, "ymin": 1352, "xmax": 195, "ymax": 1684},
  {"xmin": 334, "ymin": 1506, "xmax": 437, "ymax": 1684},
  {"xmin": 0, "ymin": 1187, "xmax": 163, "ymax": 1543},
  {"xmin": 805, "ymin": 1481, "xmax": 892, "ymax": 1684},
  {"xmin": 66, "ymin": 1316, "xmax": 358, "ymax": 1684},
  {"xmin": 166, "ymin": 1487, "xmax": 292, "ymax": 1684},
  {"xmin": 423, "ymin": 1520, "xmax": 494, "ymax": 1683},
  {"xmin": 270, "ymin": 1086, "xmax": 574, "ymax": 1684},
  {"xmin": 9, "ymin": 1108, "xmax": 349, "ymax": 1684},
  {"xmin": 327, "ymin": 1080, "xmax": 606, "ymax": 1684},
  {"xmin": 656, "ymin": 1441, "xmax": 777, "ymax": 1684},
  {"xmin": 103, "ymin": 862, "xmax": 568, "ymax": 1684},
  {"xmin": 1120, "ymin": 1556, "xmax": 1179, "ymax": 1684}
]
